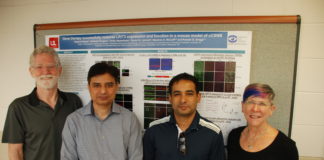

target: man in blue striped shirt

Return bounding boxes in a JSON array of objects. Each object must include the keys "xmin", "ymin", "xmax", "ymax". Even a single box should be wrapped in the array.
[{"xmin": 143, "ymin": 72, "xmax": 225, "ymax": 160}]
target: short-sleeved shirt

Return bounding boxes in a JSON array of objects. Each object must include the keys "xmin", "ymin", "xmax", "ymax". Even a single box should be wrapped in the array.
[
  {"xmin": 227, "ymin": 126, "xmax": 299, "ymax": 160},
  {"xmin": 143, "ymin": 112, "xmax": 225, "ymax": 160},
  {"xmin": 2, "ymin": 88, "xmax": 82, "ymax": 160},
  {"xmin": 61, "ymin": 101, "xmax": 143, "ymax": 160}
]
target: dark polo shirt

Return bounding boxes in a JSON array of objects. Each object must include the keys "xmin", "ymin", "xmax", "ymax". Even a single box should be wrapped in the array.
[
  {"xmin": 2, "ymin": 88, "xmax": 82, "ymax": 160},
  {"xmin": 143, "ymin": 112, "xmax": 225, "ymax": 160}
]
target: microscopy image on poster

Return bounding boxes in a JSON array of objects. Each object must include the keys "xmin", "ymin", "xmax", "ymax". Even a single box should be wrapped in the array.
[
  {"xmin": 144, "ymin": 103, "xmax": 172, "ymax": 128},
  {"xmin": 46, "ymin": 31, "xmax": 252, "ymax": 143},
  {"xmin": 115, "ymin": 94, "xmax": 133, "ymax": 111},
  {"xmin": 194, "ymin": 61, "xmax": 236, "ymax": 92}
]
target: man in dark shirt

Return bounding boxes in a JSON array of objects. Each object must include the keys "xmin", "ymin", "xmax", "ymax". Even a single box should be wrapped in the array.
[
  {"xmin": 143, "ymin": 73, "xmax": 225, "ymax": 160},
  {"xmin": 2, "ymin": 45, "xmax": 82, "ymax": 160}
]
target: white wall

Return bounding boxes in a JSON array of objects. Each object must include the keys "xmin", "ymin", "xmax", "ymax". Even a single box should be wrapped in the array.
[{"xmin": 0, "ymin": 0, "xmax": 323, "ymax": 159}]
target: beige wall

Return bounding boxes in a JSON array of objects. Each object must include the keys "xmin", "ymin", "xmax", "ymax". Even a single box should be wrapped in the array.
[
  {"xmin": 0, "ymin": 0, "xmax": 323, "ymax": 159},
  {"xmin": 0, "ymin": 132, "xmax": 7, "ymax": 160}
]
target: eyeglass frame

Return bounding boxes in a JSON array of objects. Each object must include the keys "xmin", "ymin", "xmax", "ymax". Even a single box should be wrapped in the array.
[
  {"xmin": 31, "ymin": 63, "xmax": 60, "ymax": 71},
  {"xmin": 244, "ymin": 100, "xmax": 273, "ymax": 109}
]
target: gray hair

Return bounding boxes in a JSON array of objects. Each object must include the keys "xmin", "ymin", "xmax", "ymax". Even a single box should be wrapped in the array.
[{"xmin": 29, "ymin": 45, "xmax": 61, "ymax": 67}]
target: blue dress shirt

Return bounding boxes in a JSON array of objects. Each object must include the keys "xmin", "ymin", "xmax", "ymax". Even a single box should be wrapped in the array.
[{"xmin": 61, "ymin": 101, "xmax": 143, "ymax": 160}]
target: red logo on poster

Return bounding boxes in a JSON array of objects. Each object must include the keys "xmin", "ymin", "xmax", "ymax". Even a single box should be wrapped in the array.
[{"xmin": 49, "ymin": 37, "xmax": 59, "ymax": 48}]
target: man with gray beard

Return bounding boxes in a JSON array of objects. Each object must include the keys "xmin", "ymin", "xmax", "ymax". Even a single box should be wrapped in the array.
[{"xmin": 2, "ymin": 45, "xmax": 82, "ymax": 160}]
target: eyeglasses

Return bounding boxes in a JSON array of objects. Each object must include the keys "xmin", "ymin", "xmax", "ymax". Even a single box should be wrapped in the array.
[
  {"xmin": 244, "ymin": 100, "xmax": 272, "ymax": 108},
  {"xmin": 178, "ymin": 132, "xmax": 186, "ymax": 155},
  {"xmin": 32, "ymin": 64, "xmax": 58, "ymax": 71}
]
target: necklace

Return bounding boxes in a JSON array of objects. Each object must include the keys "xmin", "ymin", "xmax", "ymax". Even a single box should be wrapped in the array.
[{"xmin": 245, "ymin": 127, "xmax": 268, "ymax": 150}]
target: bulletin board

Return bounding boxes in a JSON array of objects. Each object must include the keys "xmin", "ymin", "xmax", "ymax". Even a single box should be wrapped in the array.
[{"xmin": 34, "ymin": 16, "xmax": 301, "ymax": 139}]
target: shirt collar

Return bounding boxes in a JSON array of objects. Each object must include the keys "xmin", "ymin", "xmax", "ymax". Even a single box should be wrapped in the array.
[
  {"xmin": 83, "ymin": 101, "xmax": 122, "ymax": 116},
  {"xmin": 169, "ymin": 111, "xmax": 201, "ymax": 132},
  {"xmin": 28, "ymin": 87, "xmax": 67, "ymax": 106}
]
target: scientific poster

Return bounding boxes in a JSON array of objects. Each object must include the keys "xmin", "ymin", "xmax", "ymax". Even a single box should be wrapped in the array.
[{"xmin": 46, "ymin": 31, "xmax": 252, "ymax": 143}]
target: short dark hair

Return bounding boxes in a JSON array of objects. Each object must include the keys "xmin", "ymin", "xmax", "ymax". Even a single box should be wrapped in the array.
[
  {"xmin": 168, "ymin": 72, "xmax": 200, "ymax": 94},
  {"xmin": 87, "ymin": 62, "xmax": 120, "ymax": 84}
]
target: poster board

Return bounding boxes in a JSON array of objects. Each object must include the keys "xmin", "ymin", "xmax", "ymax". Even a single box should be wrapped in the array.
[{"xmin": 34, "ymin": 16, "xmax": 301, "ymax": 141}]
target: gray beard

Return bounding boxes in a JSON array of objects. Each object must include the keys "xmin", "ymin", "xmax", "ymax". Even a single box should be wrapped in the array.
[{"xmin": 35, "ymin": 75, "xmax": 58, "ymax": 89}]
